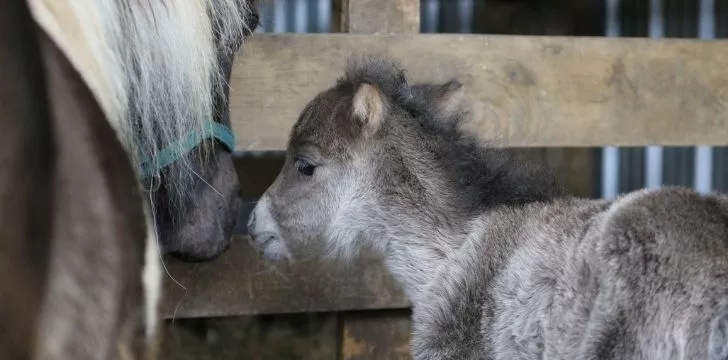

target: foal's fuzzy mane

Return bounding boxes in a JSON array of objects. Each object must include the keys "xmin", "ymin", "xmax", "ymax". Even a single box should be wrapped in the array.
[
  {"xmin": 341, "ymin": 55, "xmax": 565, "ymax": 211},
  {"xmin": 340, "ymin": 55, "xmax": 414, "ymax": 107}
]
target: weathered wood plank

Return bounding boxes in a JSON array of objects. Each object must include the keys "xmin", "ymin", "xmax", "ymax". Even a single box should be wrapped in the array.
[
  {"xmin": 160, "ymin": 239, "xmax": 409, "ymax": 318},
  {"xmin": 160, "ymin": 313, "xmax": 338, "ymax": 360},
  {"xmin": 339, "ymin": 310, "xmax": 412, "ymax": 360},
  {"xmin": 230, "ymin": 34, "xmax": 728, "ymax": 150},
  {"xmin": 341, "ymin": 0, "xmax": 420, "ymax": 34},
  {"xmin": 469, "ymin": 1, "xmax": 601, "ymax": 200}
]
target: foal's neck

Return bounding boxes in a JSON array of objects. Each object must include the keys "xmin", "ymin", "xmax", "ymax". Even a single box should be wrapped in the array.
[
  {"xmin": 370, "ymin": 144, "xmax": 564, "ymax": 303},
  {"xmin": 365, "ymin": 195, "xmax": 479, "ymax": 303},
  {"xmin": 380, "ymin": 227, "xmax": 461, "ymax": 303}
]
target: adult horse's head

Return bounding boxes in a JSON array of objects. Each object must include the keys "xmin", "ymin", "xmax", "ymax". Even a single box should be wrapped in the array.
[
  {"xmin": 126, "ymin": 1, "xmax": 262, "ymax": 262},
  {"xmin": 30, "ymin": 0, "xmax": 260, "ymax": 262}
]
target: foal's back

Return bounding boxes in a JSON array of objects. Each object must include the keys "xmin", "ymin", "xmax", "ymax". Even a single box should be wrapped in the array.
[{"xmin": 489, "ymin": 187, "xmax": 728, "ymax": 359}]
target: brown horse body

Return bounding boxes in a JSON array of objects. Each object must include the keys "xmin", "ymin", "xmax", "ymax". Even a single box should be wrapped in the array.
[
  {"xmin": 0, "ymin": 0, "xmax": 258, "ymax": 358},
  {"xmin": 1, "ymin": 1, "xmax": 151, "ymax": 358},
  {"xmin": 0, "ymin": 2, "xmax": 54, "ymax": 358}
]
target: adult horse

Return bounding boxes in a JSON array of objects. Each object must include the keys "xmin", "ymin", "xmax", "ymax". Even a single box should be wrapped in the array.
[{"xmin": 0, "ymin": 0, "xmax": 259, "ymax": 358}]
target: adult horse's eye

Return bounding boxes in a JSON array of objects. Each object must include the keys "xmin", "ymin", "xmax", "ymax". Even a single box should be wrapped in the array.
[{"xmin": 294, "ymin": 157, "xmax": 316, "ymax": 176}]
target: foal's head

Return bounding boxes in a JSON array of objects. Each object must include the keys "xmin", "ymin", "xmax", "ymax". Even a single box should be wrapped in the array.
[{"xmin": 248, "ymin": 55, "xmax": 560, "ymax": 263}]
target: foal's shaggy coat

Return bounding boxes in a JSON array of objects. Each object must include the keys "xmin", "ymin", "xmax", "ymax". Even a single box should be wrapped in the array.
[{"xmin": 249, "ymin": 55, "xmax": 728, "ymax": 359}]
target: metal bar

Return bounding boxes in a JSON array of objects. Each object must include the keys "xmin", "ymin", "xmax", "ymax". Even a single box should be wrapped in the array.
[
  {"xmin": 439, "ymin": 0, "xmax": 459, "ymax": 33},
  {"xmin": 695, "ymin": 0, "xmax": 715, "ymax": 193},
  {"xmin": 317, "ymin": 0, "xmax": 332, "ymax": 32},
  {"xmin": 602, "ymin": 0, "xmax": 621, "ymax": 199},
  {"xmin": 421, "ymin": 0, "xmax": 439, "ymax": 33},
  {"xmin": 272, "ymin": 0, "xmax": 287, "ymax": 33},
  {"xmin": 293, "ymin": 0, "xmax": 307, "ymax": 33},
  {"xmin": 457, "ymin": 0, "xmax": 474, "ymax": 33},
  {"xmin": 645, "ymin": 0, "xmax": 664, "ymax": 189}
]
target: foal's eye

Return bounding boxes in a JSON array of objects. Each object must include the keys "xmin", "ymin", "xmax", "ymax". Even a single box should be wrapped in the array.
[{"xmin": 294, "ymin": 157, "xmax": 316, "ymax": 176}]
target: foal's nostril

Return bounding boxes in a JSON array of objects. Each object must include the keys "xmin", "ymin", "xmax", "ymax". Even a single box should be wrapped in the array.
[{"xmin": 259, "ymin": 234, "xmax": 277, "ymax": 247}]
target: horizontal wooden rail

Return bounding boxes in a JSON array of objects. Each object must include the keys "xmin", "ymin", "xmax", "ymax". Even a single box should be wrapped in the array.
[
  {"xmin": 160, "ymin": 236, "xmax": 409, "ymax": 319},
  {"xmin": 161, "ymin": 147, "xmax": 600, "ymax": 319},
  {"xmin": 230, "ymin": 33, "xmax": 728, "ymax": 150}
]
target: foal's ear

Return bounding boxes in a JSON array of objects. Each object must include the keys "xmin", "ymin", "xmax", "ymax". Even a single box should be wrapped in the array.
[
  {"xmin": 435, "ymin": 79, "xmax": 466, "ymax": 119},
  {"xmin": 352, "ymin": 83, "xmax": 384, "ymax": 137}
]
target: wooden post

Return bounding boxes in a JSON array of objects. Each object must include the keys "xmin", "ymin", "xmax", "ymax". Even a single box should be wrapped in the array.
[
  {"xmin": 340, "ymin": 0, "xmax": 419, "ymax": 34},
  {"xmin": 340, "ymin": 310, "xmax": 412, "ymax": 360},
  {"xmin": 335, "ymin": 1, "xmax": 420, "ymax": 358}
]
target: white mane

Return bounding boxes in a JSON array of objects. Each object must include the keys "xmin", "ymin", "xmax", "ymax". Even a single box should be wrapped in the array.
[
  {"xmin": 27, "ymin": 0, "xmax": 252, "ymax": 344},
  {"xmin": 28, "ymin": 0, "xmax": 251, "ymax": 199}
]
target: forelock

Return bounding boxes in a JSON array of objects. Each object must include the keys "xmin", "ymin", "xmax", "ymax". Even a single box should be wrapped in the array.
[
  {"xmin": 290, "ymin": 90, "xmax": 357, "ymax": 157},
  {"xmin": 339, "ymin": 54, "xmax": 413, "ymax": 108},
  {"xmin": 290, "ymin": 55, "xmax": 426, "ymax": 157}
]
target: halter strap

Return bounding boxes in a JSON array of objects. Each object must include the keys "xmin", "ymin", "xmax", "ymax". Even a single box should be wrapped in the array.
[{"xmin": 138, "ymin": 121, "xmax": 235, "ymax": 179}]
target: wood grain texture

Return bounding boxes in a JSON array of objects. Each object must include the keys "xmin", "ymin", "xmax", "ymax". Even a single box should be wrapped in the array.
[
  {"xmin": 339, "ymin": 310, "xmax": 412, "ymax": 360},
  {"xmin": 230, "ymin": 34, "xmax": 728, "ymax": 150},
  {"xmin": 160, "ymin": 313, "xmax": 337, "ymax": 360},
  {"xmin": 342, "ymin": 0, "xmax": 419, "ymax": 34},
  {"xmin": 159, "ymin": 241, "xmax": 409, "ymax": 318}
]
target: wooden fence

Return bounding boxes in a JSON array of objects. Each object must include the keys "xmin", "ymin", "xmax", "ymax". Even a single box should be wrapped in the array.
[{"xmin": 159, "ymin": 0, "xmax": 728, "ymax": 358}]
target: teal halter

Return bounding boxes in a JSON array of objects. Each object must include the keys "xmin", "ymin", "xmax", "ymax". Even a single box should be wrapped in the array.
[{"xmin": 138, "ymin": 121, "xmax": 236, "ymax": 179}]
